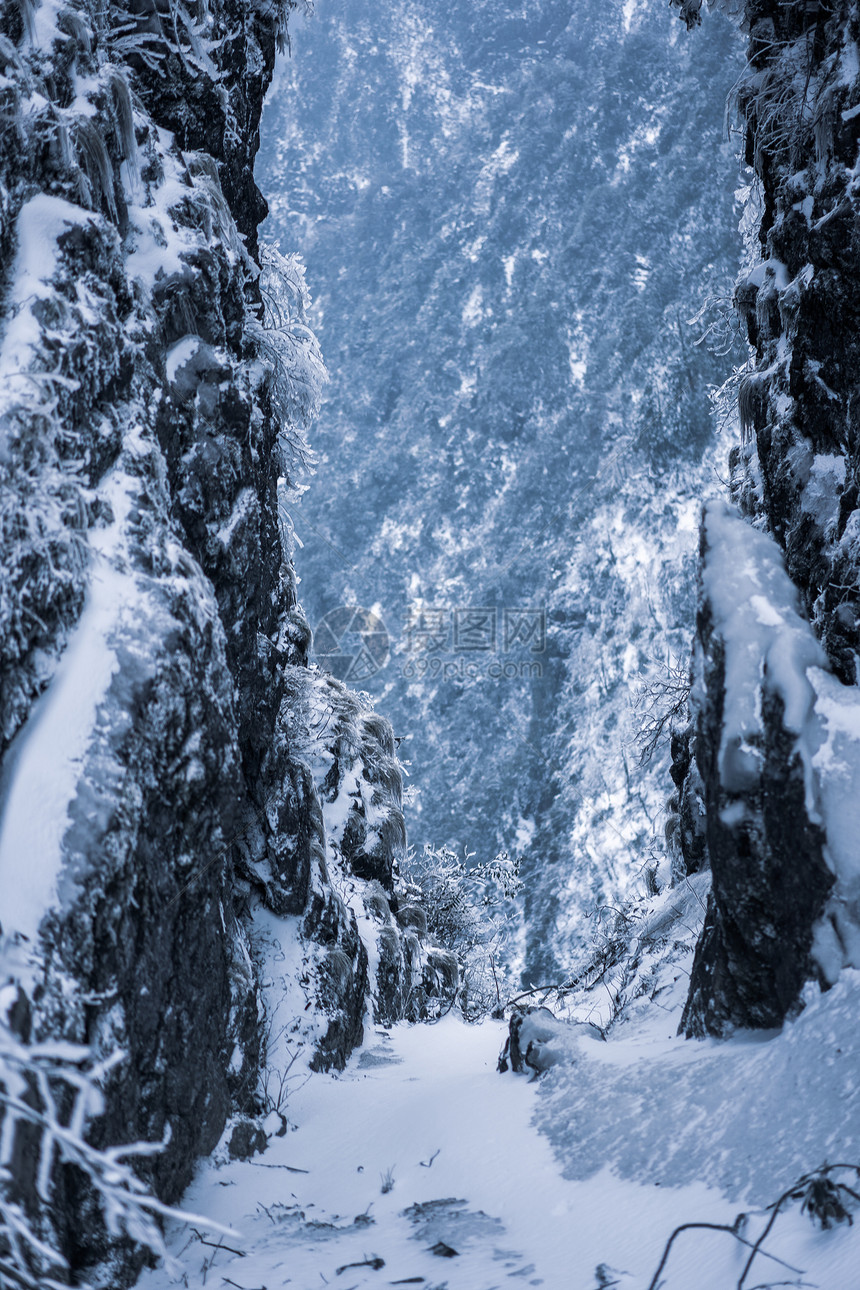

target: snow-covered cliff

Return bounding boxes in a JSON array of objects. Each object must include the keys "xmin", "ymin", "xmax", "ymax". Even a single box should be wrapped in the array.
[
  {"xmin": 0, "ymin": 3, "xmax": 445, "ymax": 1282},
  {"xmin": 671, "ymin": 0, "xmax": 860, "ymax": 1034}
]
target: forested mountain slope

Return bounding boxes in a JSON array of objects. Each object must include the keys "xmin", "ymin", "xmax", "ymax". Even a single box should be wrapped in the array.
[{"xmin": 260, "ymin": 0, "xmax": 746, "ymax": 982}]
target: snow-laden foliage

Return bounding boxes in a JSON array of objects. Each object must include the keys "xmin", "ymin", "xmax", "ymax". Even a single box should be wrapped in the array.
[
  {"xmin": 400, "ymin": 844, "xmax": 522, "ymax": 1015},
  {"xmin": 252, "ymin": 0, "xmax": 313, "ymax": 54},
  {"xmin": 105, "ymin": 0, "xmax": 301, "ymax": 77},
  {"xmin": 402, "ymin": 845, "xmax": 522, "ymax": 952},
  {"xmin": 108, "ymin": 0, "xmax": 226, "ymax": 77},
  {"xmin": 0, "ymin": 1012, "xmax": 229, "ymax": 1289},
  {"xmin": 249, "ymin": 243, "xmax": 327, "ymax": 479}
]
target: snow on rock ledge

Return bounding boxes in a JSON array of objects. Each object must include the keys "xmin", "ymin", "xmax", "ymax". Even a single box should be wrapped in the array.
[
  {"xmin": 678, "ymin": 501, "xmax": 860, "ymax": 1036},
  {"xmin": 696, "ymin": 500, "xmax": 828, "ymax": 797}
]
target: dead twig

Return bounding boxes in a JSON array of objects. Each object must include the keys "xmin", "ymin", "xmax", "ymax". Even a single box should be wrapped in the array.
[
  {"xmin": 646, "ymin": 1219, "xmax": 803, "ymax": 1290},
  {"xmin": 191, "ymin": 1232, "xmax": 246, "ymax": 1258},
  {"xmin": 649, "ymin": 1162, "xmax": 860, "ymax": 1290},
  {"xmin": 247, "ymin": 1161, "xmax": 309, "ymax": 1173},
  {"xmin": 336, "ymin": 1256, "xmax": 385, "ymax": 1274},
  {"xmin": 738, "ymin": 1164, "xmax": 860, "ymax": 1288}
]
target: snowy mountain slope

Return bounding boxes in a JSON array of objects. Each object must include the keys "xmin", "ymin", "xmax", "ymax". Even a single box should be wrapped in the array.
[{"xmin": 259, "ymin": 0, "xmax": 747, "ymax": 982}]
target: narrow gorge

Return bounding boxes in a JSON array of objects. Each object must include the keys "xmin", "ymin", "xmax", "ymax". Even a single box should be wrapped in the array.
[{"xmin": 1, "ymin": 1, "xmax": 860, "ymax": 1288}]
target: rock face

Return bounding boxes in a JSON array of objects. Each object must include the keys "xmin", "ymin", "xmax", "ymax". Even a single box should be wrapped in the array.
[
  {"xmin": 0, "ymin": 1, "xmax": 446, "ymax": 1281},
  {"xmin": 677, "ymin": 505, "xmax": 835, "ymax": 1035},
  {"xmin": 672, "ymin": 0, "xmax": 860, "ymax": 1035}
]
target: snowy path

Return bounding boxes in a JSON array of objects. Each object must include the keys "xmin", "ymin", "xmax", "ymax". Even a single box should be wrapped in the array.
[{"xmin": 137, "ymin": 1006, "xmax": 860, "ymax": 1290}]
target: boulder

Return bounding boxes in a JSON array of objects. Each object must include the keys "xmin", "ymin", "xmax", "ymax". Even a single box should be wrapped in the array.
[{"xmin": 498, "ymin": 1006, "xmax": 603, "ymax": 1076}]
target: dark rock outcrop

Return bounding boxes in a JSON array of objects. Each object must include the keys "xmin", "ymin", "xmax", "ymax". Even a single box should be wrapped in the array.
[
  {"xmin": 670, "ymin": 0, "xmax": 860, "ymax": 1036},
  {"xmin": 666, "ymin": 725, "xmax": 707, "ymax": 881},
  {"xmin": 677, "ymin": 508, "xmax": 834, "ymax": 1035},
  {"xmin": 729, "ymin": 0, "xmax": 860, "ymax": 688}
]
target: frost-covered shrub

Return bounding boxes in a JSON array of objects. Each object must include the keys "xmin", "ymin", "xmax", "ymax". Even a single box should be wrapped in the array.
[
  {"xmin": 399, "ymin": 846, "xmax": 522, "ymax": 1017},
  {"xmin": 0, "ymin": 1008, "xmax": 223, "ymax": 1288},
  {"xmin": 107, "ymin": 0, "xmax": 238, "ymax": 77},
  {"xmin": 248, "ymin": 242, "xmax": 326, "ymax": 481},
  {"xmin": 634, "ymin": 656, "xmax": 691, "ymax": 766},
  {"xmin": 251, "ymin": 0, "xmax": 312, "ymax": 54}
]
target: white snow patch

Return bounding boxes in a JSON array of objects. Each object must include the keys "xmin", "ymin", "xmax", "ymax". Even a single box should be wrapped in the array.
[
  {"xmin": 165, "ymin": 335, "xmax": 201, "ymax": 382},
  {"xmin": 124, "ymin": 144, "xmax": 200, "ymax": 288},
  {"xmin": 567, "ymin": 344, "xmax": 587, "ymax": 386},
  {"xmin": 0, "ymin": 465, "xmax": 142, "ymax": 950},
  {"xmin": 622, "ymin": 0, "xmax": 642, "ymax": 34},
  {"xmin": 793, "ymin": 193, "xmax": 815, "ymax": 223},
  {"xmin": 216, "ymin": 487, "xmax": 256, "ymax": 547},
  {"xmin": 839, "ymin": 35, "xmax": 860, "ymax": 87},
  {"xmin": 502, "ymin": 252, "xmax": 516, "ymax": 287},
  {"xmin": 676, "ymin": 498, "xmax": 699, "ymax": 533},
  {"xmin": 742, "ymin": 257, "xmax": 790, "ymax": 291},
  {"xmin": 461, "ymin": 283, "xmax": 484, "ymax": 327},
  {"xmin": 457, "ymin": 369, "xmax": 477, "ymax": 398},
  {"xmin": 633, "ymin": 253, "xmax": 650, "ymax": 292},
  {"xmin": 32, "ymin": 0, "xmax": 64, "ymax": 50},
  {"xmin": 0, "ymin": 195, "xmax": 96, "ymax": 433},
  {"xmin": 700, "ymin": 501, "xmax": 827, "ymax": 793},
  {"xmin": 514, "ymin": 815, "xmax": 536, "ymax": 851},
  {"xmin": 801, "ymin": 451, "xmax": 846, "ymax": 537},
  {"xmin": 462, "ymin": 233, "xmax": 485, "ymax": 262},
  {"xmin": 622, "ymin": 640, "xmax": 640, "ymax": 680}
]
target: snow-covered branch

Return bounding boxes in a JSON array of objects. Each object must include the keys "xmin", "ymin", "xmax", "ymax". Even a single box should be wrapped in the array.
[
  {"xmin": 0, "ymin": 1008, "xmax": 234, "ymax": 1288},
  {"xmin": 248, "ymin": 242, "xmax": 326, "ymax": 480}
]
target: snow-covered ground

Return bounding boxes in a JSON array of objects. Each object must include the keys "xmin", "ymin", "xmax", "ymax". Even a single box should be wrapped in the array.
[{"xmin": 139, "ymin": 973, "xmax": 860, "ymax": 1290}]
